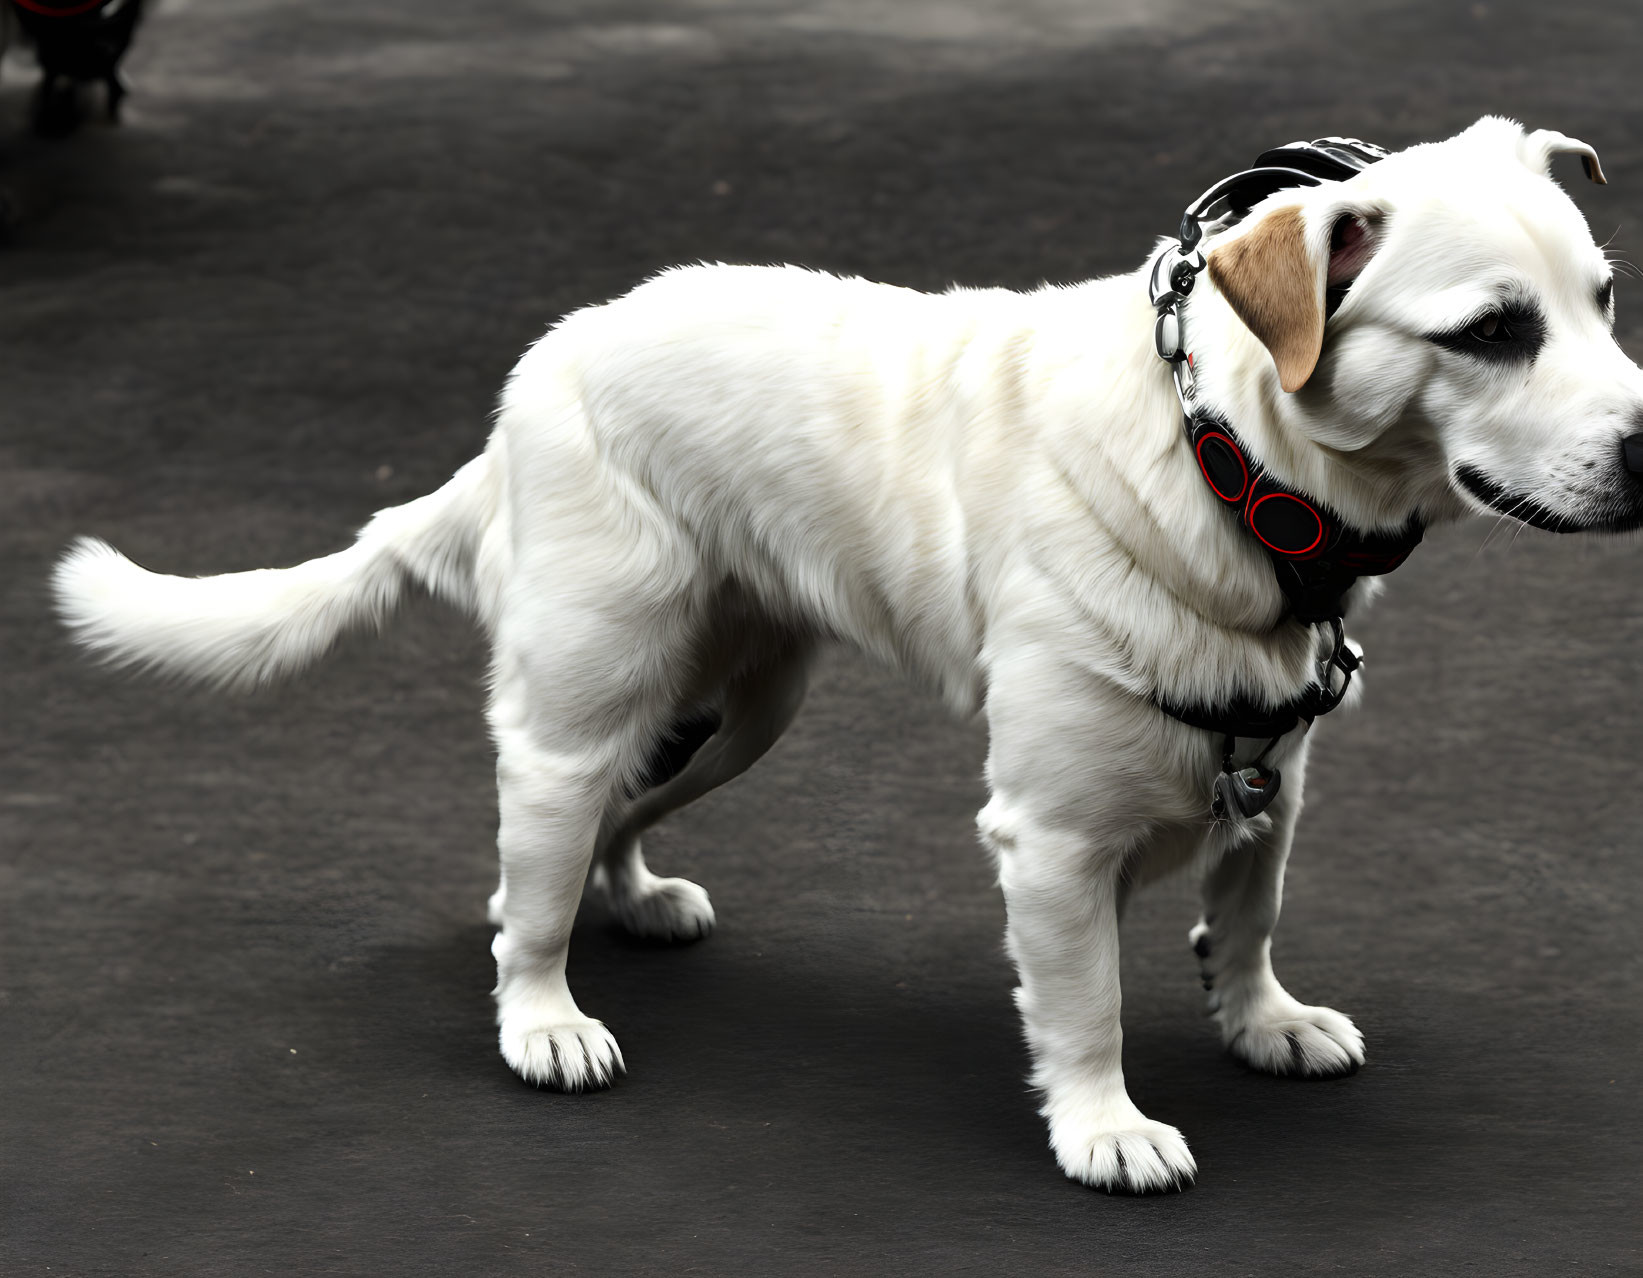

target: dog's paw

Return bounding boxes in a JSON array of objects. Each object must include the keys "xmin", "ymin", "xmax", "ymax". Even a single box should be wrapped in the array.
[
  {"xmin": 1223, "ymin": 1000, "xmax": 1365, "ymax": 1078},
  {"xmin": 499, "ymin": 1015, "xmax": 626, "ymax": 1092},
  {"xmin": 1048, "ymin": 1106, "xmax": 1196, "ymax": 1193},
  {"xmin": 610, "ymin": 875, "xmax": 715, "ymax": 943}
]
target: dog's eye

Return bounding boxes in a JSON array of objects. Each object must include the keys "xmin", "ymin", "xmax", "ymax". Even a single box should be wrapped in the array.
[{"xmin": 1430, "ymin": 301, "xmax": 1546, "ymax": 363}]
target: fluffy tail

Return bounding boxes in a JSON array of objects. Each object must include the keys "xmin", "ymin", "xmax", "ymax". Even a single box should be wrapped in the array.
[{"xmin": 53, "ymin": 454, "xmax": 497, "ymax": 691}]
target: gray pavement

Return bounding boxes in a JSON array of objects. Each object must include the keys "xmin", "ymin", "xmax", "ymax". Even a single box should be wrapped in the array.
[{"xmin": 2, "ymin": 0, "xmax": 1639, "ymax": 1273}]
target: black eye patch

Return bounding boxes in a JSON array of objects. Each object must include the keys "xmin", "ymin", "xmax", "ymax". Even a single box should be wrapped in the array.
[
  {"xmin": 1597, "ymin": 278, "xmax": 1614, "ymax": 316},
  {"xmin": 1428, "ymin": 299, "xmax": 1546, "ymax": 364}
]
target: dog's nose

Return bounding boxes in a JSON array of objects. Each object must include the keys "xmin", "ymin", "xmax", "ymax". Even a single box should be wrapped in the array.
[{"xmin": 1626, "ymin": 432, "xmax": 1643, "ymax": 477}]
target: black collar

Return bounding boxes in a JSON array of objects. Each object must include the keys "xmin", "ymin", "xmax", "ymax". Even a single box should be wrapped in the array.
[{"xmin": 1184, "ymin": 406, "xmax": 1423, "ymax": 625}]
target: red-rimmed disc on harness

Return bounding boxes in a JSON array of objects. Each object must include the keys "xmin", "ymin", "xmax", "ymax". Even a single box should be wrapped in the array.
[
  {"xmin": 1194, "ymin": 431, "xmax": 1249, "ymax": 504},
  {"xmin": 1246, "ymin": 487, "xmax": 1326, "ymax": 558}
]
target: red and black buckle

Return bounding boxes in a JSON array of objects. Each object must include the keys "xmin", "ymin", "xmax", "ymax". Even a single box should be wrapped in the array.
[
  {"xmin": 1194, "ymin": 429, "xmax": 1249, "ymax": 504},
  {"xmin": 1190, "ymin": 415, "xmax": 1332, "ymax": 559},
  {"xmin": 1243, "ymin": 478, "xmax": 1328, "ymax": 560}
]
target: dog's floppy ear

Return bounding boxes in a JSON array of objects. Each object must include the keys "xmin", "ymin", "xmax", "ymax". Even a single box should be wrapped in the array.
[
  {"xmin": 1524, "ymin": 128, "xmax": 1607, "ymax": 185},
  {"xmin": 1207, "ymin": 205, "xmax": 1379, "ymax": 393}
]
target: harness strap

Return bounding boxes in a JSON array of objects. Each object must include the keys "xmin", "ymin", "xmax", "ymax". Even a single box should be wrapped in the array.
[
  {"xmin": 1152, "ymin": 618, "xmax": 1362, "ymax": 742},
  {"xmin": 1152, "ymin": 691, "xmax": 1305, "ymax": 740}
]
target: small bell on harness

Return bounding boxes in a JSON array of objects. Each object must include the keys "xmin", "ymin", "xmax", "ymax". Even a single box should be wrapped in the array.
[
  {"xmin": 1210, "ymin": 728, "xmax": 1284, "ymax": 821},
  {"xmin": 1212, "ymin": 763, "xmax": 1282, "ymax": 820}
]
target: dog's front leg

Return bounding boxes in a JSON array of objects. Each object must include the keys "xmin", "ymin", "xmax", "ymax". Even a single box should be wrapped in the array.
[
  {"xmin": 1190, "ymin": 743, "xmax": 1365, "ymax": 1077},
  {"xmin": 981, "ymin": 641, "xmax": 1196, "ymax": 1193},
  {"xmin": 981, "ymin": 799, "xmax": 1195, "ymax": 1192}
]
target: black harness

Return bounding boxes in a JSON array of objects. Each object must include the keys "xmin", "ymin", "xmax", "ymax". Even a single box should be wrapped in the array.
[{"xmin": 1145, "ymin": 137, "xmax": 1425, "ymax": 819}]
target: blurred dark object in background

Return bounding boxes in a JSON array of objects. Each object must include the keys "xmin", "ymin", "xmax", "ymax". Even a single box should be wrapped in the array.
[{"xmin": 4, "ymin": 0, "xmax": 144, "ymax": 137}]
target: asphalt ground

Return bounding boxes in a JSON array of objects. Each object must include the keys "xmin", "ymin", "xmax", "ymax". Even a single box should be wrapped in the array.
[{"xmin": 1, "ymin": 1, "xmax": 1639, "ymax": 1273}]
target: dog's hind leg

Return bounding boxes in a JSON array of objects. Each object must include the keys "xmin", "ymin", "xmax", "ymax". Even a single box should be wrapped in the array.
[
  {"xmin": 591, "ymin": 643, "xmax": 813, "ymax": 942},
  {"xmin": 1190, "ymin": 742, "xmax": 1365, "ymax": 1078},
  {"xmin": 488, "ymin": 728, "xmax": 627, "ymax": 1089},
  {"xmin": 486, "ymin": 573, "xmax": 699, "ymax": 1089}
]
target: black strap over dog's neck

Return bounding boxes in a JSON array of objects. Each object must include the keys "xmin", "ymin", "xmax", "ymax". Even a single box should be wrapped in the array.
[{"xmin": 1184, "ymin": 405, "xmax": 1422, "ymax": 624}]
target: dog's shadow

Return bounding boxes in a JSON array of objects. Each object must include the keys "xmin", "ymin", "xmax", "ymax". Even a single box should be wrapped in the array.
[
  {"xmin": 375, "ymin": 906, "xmax": 1043, "ymax": 1162},
  {"xmin": 369, "ymin": 902, "xmax": 1472, "ymax": 1203}
]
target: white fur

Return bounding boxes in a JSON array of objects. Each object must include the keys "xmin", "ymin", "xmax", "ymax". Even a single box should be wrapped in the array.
[{"xmin": 53, "ymin": 118, "xmax": 1643, "ymax": 1192}]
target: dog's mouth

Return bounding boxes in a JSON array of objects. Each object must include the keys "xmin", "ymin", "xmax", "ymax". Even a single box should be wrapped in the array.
[{"xmin": 1453, "ymin": 464, "xmax": 1643, "ymax": 534}]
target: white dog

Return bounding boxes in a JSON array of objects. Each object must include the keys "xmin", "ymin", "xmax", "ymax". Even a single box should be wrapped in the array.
[{"xmin": 54, "ymin": 117, "xmax": 1641, "ymax": 1193}]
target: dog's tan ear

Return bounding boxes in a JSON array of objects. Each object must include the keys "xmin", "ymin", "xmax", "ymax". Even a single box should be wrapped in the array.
[{"xmin": 1207, "ymin": 205, "xmax": 1322, "ymax": 393}]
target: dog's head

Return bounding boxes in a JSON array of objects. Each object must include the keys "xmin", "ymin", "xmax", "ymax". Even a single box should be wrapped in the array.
[{"xmin": 1195, "ymin": 116, "xmax": 1642, "ymax": 535}]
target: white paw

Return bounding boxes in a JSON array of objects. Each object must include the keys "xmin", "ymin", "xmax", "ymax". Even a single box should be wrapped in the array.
[
  {"xmin": 499, "ymin": 1013, "xmax": 626, "ymax": 1092},
  {"xmin": 1048, "ymin": 1103, "xmax": 1196, "ymax": 1193},
  {"xmin": 1191, "ymin": 923, "xmax": 1365, "ymax": 1078},
  {"xmin": 1222, "ymin": 999, "xmax": 1365, "ymax": 1077},
  {"xmin": 610, "ymin": 875, "xmax": 715, "ymax": 942}
]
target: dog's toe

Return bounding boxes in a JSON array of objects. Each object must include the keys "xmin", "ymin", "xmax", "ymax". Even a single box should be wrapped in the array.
[
  {"xmin": 1188, "ymin": 920, "xmax": 1212, "ymax": 959},
  {"xmin": 1224, "ymin": 1002, "xmax": 1365, "ymax": 1078},
  {"xmin": 611, "ymin": 875, "xmax": 716, "ymax": 943},
  {"xmin": 500, "ymin": 1017, "xmax": 626, "ymax": 1092},
  {"xmin": 1050, "ymin": 1109, "xmax": 1196, "ymax": 1194}
]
